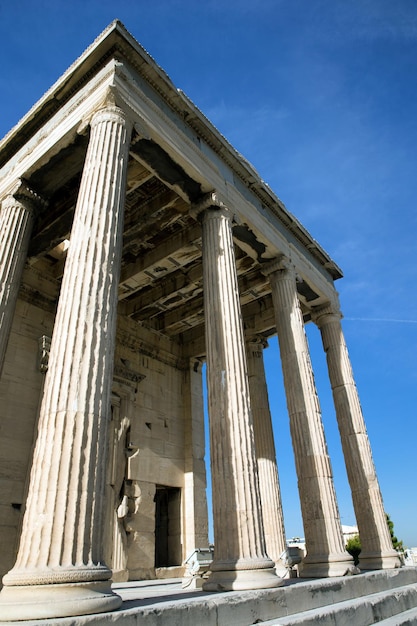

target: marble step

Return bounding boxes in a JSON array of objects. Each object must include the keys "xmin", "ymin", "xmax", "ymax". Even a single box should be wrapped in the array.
[{"xmin": 260, "ymin": 582, "xmax": 417, "ymax": 625}]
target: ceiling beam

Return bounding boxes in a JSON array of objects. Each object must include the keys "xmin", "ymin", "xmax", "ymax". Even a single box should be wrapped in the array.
[{"xmin": 119, "ymin": 221, "xmax": 202, "ymax": 299}]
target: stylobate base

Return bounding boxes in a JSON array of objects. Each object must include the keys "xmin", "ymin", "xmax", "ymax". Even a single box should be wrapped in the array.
[
  {"xmin": 299, "ymin": 553, "xmax": 360, "ymax": 578},
  {"xmin": 359, "ymin": 549, "xmax": 401, "ymax": 571},
  {"xmin": 0, "ymin": 580, "xmax": 122, "ymax": 621},
  {"xmin": 203, "ymin": 565, "xmax": 283, "ymax": 591}
]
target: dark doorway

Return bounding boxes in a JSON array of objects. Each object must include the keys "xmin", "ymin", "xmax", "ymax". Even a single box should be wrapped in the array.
[{"xmin": 154, "ymin": 486, "xmax": 182, "ymax": 567}]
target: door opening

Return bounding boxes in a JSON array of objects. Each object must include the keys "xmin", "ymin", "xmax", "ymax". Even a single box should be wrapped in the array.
[{"xmin": 154, "ymin": 486, "xmax": 182, "ymax": 567}]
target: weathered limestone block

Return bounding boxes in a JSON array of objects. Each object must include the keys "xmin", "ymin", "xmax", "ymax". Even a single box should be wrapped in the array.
[
  {"xmin": 126, "ymin": 481, "xmax": 156, "ymax": 578},
  {"xmin": 0, "ymin": 298, "xmax": 55, "ymax": 581},
  {"xmin": 127, "ymin": 533, "xmax": 157, "ymax": 580},
  {"xmin": 125, "ymin": 481, "xmax": 155, "ymax": 534}
]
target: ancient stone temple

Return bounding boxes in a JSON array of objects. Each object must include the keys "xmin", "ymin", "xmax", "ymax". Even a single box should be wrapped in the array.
[{"xmin": 0, "ymin": 20, "xmax": 400, "ymax": 622}]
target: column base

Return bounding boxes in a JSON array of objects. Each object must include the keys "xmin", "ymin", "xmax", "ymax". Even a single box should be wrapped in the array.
[
  {"xmin": 299, "ymin": 553, "xmax": 359, "ymax": 578},
  {"xmin": 0, "ymin": 580, "xmax": 122, "ymax": 622},
  {"xmin": 203, "ymin": 559, "xmax": 283, "ymax": 591},
  {"xmin": 359, "ymin": 549, "xmax": 401, "ymax": 571}
]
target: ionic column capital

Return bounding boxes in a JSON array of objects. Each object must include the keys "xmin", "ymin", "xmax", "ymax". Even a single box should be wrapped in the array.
[
  {"xmin": 261, "ymin": 255, "xmax": 295, "ymax": 279},
  {"xmin": 311, "ymin": 298, "xmax": 342, "ymax": 328},
  {"xmin": 191, "ymin": 191, "xmax": 232, "ymax": 220},
  {"xmin": 246, "ymin": 335, "xmax": 269, "ymax": 354},
  {"xmin": 90, "ymin": 103, "xmax": 131, "ymax": 130},
  {"xmin": 78, "ymin": 86, "xmax": 133, "ymax": 136},
  {"xmin": 3, "ymin": 179, "xmax": 47, "ymax": 215}
]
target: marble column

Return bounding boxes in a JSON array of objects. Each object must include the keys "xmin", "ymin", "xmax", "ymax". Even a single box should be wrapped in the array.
[
  {"xmin": 246, "ymin": 338, "xmax": 287, "ymax": 575},
  {"xmin": 0, "ymin": 184, "xmax": 41, "ymax": 375},
  {"xmin": 264, "ymin": 258, "xmax": 356, "ymax": 577},
  {"xmin": 198, "ymin": 195, "xmax": 280, "ymax": 591},
  {"xmin": 312, "ymin": 301, "xmax": 400, "ymax": 570},
  {"xmin": 0, "ymin": 103, "xmax": 132, "ymax": 621},
  {"xmin": 183, "ymin": 360, "xmax": 210, "ymax": 560}
]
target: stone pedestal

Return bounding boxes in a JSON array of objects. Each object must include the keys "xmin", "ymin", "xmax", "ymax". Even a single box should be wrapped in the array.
[
  {"xmin": 313, "ymin": 302, "xmax": 400, "ymax": 571},
  {"xmin": 0, "ymin": 104, "xmax": 132, "ymax": 621},
  {"xmin": 199, "ymin": 199, "xmax": 280, "ymax": 591},
  {"xmin": 0, "ymin": 184, "xmax": 39, "ymax": 375},
  {"xmin": 265, "ymin": 259, "xmax": 355, "ymax": 578},
  {"xmin": 247, "ymin": 338, "xmax": 287, "ymax": 575}
]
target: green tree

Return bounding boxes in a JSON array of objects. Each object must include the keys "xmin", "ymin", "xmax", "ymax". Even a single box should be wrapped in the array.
[
  {"xmin": 346, "ymin": 534, "xmax": 361, "ymax": 565},
  {"xmin": 386, "ymin": 513, "xmax": 404, "ymax": 552},
  {"xmin": 346, "ymin": 514, "xmax": 404, "ymax": 566}
]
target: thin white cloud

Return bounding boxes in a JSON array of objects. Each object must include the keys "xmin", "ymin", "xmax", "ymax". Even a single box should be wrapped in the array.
[{"xmin": 344, "ymin": 317, "xmax": 417, "ymax": 324}]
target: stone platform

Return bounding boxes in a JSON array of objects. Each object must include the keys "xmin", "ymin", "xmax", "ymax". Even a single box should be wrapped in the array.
[{"xmin": 2, "ymin": 568, "xmax": 417, "ymax": 625}]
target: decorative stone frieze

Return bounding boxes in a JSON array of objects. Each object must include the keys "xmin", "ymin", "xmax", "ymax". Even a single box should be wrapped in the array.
[
  {"xmin": 116, "ymin": 324, "xmax": 189, "ymax": 371},
  {"xmin": 0, "ymin": 103, "xmax": 132, "ymax": 621},
  {"xmin": 312, "ymin": 300, "xmax": 401, "ymax": 570},
  {"xmin": 264, "ymin": 259, "xmax": 356, "ymax": 578},
  {"xmin": 18, "ymin": 282, "xmax": 58, "ymax": 312},
  {"xmin": 113, "ymin": 360, "xmax": 146, "ymax": 388},
  {"xmin": 246, "ymin": 337, "xmax": 287, "ymax": 574},
  {"xmin": 37, "ymin": 335, "xmax": 145, "ymax": 390},
  {"xmin": 200, "ymin": 204, "xmax": 281, "ymax": 591}
]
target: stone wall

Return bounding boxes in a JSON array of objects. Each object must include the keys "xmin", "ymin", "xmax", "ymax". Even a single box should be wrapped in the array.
[
  {"xmin": 111, "ymin": 317, "xmax": 209, "ymax": 579},
  {"xmin": 0, "ymin": 299, "xmax": 209, "ymax": 584},
  {"xmin": 0, "ymin": 298, "xmax": 55, "ymax": 582}
]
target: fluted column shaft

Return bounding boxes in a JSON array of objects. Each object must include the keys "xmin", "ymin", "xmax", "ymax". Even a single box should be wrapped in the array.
[
  {"xmin": 246, "ymin": 338, "xmax": 287, "ymax": 569},
  {"xmin": 0, "ymin": 190, "xmax": 36, "ymax": 375},
  {"xmin": 313, "ymin": 304, "xmax": 400, "ymax": 570},
  {"xmin": 0, "ymin": 104, "xmax": 132, "ymax": 621},
  {"xmin": 183, "ymin": 360, "xmax": 209, "ymax": 560},
  {"xmin": 266, "ymin": 260, "xmax": 355, "ymax": 577},
  {"xmin": 200, "ymin": 203, "xmax": 280, "ymax": 591}
]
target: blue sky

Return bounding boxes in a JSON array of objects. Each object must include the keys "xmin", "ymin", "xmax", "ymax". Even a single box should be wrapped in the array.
[{"xmin": 1, "ymin": 1, "xmax": 416, "ymax": 547}]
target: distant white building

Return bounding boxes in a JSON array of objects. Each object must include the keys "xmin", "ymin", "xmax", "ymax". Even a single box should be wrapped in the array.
[
  {"xmin": 287, "ymin": 527, "xmax": 359, "ymax": 560},
  {"xmin": 342, "ymin": 525, "xmax": 359, "ymax": 544},
  {"xmin": 403, "ymin": 548, "xmax": 417, "ymax": 566}
]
